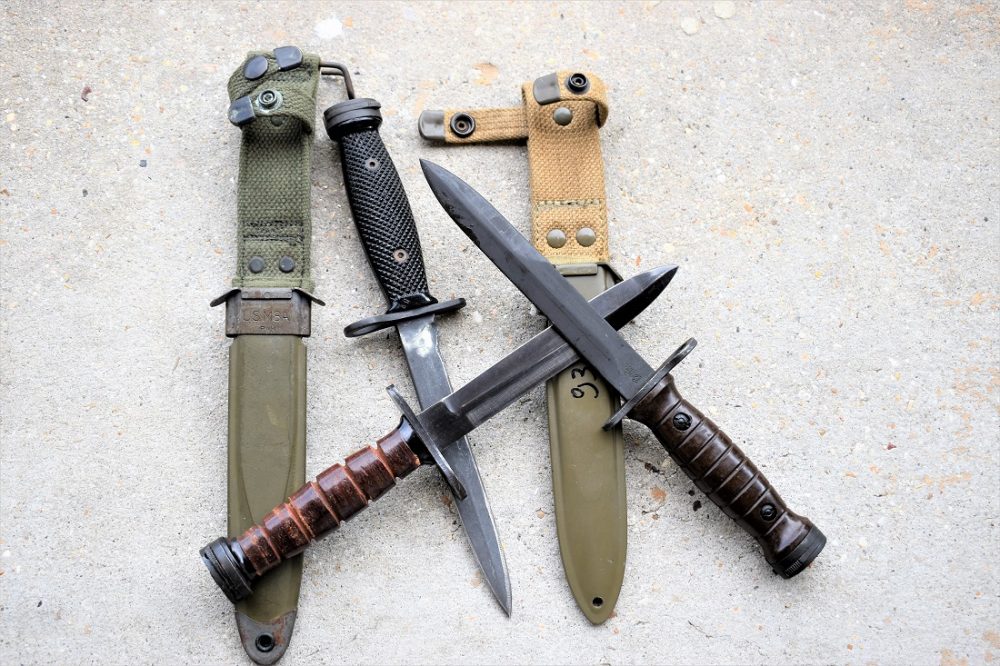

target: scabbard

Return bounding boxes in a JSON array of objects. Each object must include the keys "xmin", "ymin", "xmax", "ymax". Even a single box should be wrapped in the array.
[
  {"xmin": 216, "ymin": 47, "xmax": 321, "ymax": 663},
  {"xmin": 419, "ymin": 72, "xmax": 625, "ymax": 623}
]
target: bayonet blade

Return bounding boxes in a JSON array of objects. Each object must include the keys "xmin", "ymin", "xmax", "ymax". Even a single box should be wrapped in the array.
[
  {"xmin": 416, "ymin": 266, "xmax": 676, "ymax": 450},
  {"xmin": 396, "ymin": 317, "xmax": 511, "ymax": 615},
  {"xmin": 421, "ymin": 160, "xmax": 656, "ymax": 402}
]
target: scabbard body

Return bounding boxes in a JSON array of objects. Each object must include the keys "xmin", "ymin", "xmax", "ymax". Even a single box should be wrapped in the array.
[
  {"xmin": 219, "ymin": 47, "xmax": 321, "ymax": 662},
  {"xmin": 419, "ymin": 71, "xmax": 623, "ymax": 623},
  {"xmin": 227, "ymin": 336, "xmax": 306, "ymax": 662}
]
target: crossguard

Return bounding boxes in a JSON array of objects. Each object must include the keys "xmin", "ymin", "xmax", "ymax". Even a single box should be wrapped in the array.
[
  {"xmin": 386, "ymin": 386, "xmax": 467, "ymax": 499},
  {"xmin": 605, "ymin": 337, "xmax": 697, "ymax": 430}
]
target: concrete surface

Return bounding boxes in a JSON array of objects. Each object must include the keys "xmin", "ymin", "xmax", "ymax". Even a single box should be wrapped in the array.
[{"xmin": 1, "ymin": 1, "xmax": 998, "ymax": 664}]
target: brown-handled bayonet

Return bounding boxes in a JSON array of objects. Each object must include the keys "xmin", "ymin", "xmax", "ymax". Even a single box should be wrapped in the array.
[
  {"xmin": 201, "ymin": 266, "xmax": 679, "ymax": 600},
  {"xmin": 420, "ymin": 160, "xmax": 827, "ymax": 577}
]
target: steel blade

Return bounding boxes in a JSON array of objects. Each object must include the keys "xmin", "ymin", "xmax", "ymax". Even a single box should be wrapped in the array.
[
  {"xmin": 416, "ymin": 265, "xmax": 676, "ymax": 450},
  {"xmin": 421, "ymin": 160, "xmax": 655, "ymax": 400},
  {"xmin": 396, "ymin": 317, "xmax": 512, "ymax": 615}
]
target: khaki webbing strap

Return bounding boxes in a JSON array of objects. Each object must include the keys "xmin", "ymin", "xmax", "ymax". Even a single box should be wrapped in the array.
[
  {"xmin": 431, "ymin": 71, "xmax": 611, "ymax": 265},
  {"xmin": 227, "ymin": 51, "xmax": 320, "ymax": 291}
]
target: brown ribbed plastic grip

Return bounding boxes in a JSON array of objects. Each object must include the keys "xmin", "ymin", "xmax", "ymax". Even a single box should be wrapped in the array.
[
  {"xmin": 631, "ymin": 375, "xmax": 825, "ymax": 578},
  {"xmin": 201, "ymin": 423, "xmax": 423, "ymax": 601}
]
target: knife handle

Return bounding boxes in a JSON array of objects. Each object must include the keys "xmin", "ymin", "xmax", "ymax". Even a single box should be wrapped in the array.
[
  {"xmin": 201, "ymin": 420, "xmax": 423, "ymax": 602},
  {"xmin": 325, "ymin": 99, "xmax": 436, "ymax": 312},
  {"xmin": 630, "ymin": 374, "xmax": 826, "ymax": 578}
]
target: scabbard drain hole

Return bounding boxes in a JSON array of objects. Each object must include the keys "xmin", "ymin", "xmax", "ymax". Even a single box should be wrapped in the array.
[
  {"xmin": 255, "ymin": 633, "xmax": 275, "ymax": 652},
  {"xmin": 592, "ymin": 596, "xmax": 604, "ymax": 608}
]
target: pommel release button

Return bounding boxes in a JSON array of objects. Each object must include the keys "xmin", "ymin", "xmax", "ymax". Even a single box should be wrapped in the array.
[{"xmin": 228, "ymin": 96, "xmax": 255, "ymax": 127}]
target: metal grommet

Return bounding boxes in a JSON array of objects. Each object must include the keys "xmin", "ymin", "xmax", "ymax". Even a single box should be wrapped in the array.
[
  {"xmin": 672, "ymin": 412, "xmax": 692, "ymax": 431},
  {"xmin": 553, "ymin": 107, "xmax": 573, "ymax": 126},
  {"xmin": 365, "ymin": 158, "xmax": 380, "ymax": 171},
  {"xmin": 255, "ymin": 633, "xmax": 275, "ymax": 653},
  {"xmin": 248, "ymin": 256, "xmax": 266, "ymax": 273},
  {"xmin": 392, "ymin": 249, "xmax": 408, "ymax": 263},
  {"xmin": 566, "ymin": 72, "xmax": 590, "ymax": 94},
  {"xmin": 278, "ymin": 256, "xmax": 296, "ymax": 273},
  {"xmin": 449, "ymin": 112, "xmax": 475, "ymax": 138},
  {"xmin": 546, "ymin": 229, "xmax": 567, "ymax": 248},
  {"xmin": 576, "ymin": 227, "xmax": 596, "ymax": 247},
  {"xmin": 243, "ymin": 55, "xmax": 268, "ymax": 81}
]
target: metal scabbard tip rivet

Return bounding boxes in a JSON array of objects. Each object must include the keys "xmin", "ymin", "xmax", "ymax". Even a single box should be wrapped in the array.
[
  {"xmin": 248, "ymin": 256, "xmax": 266, "ymax": 273},
  {"xmin": 546, "ymin": 229, "xmax": 567, "ymax": 248},
  {"xmin": 392, "ymin": 249, "xmax": 408, "ymax": 263},
  {"xmin": 760, "ymin": 504, "xmax": 777, "ymax": 521},
  {"xmin": 243, "ymin": 55, "xmax": 268, "ymax": 81},
  {"xmin": 576, "ymin": 227, "xmax": 597, "ymax": 247},
  {"xmin": 672, "ymin": 412, "xmax": 692, "ymax": 430},
  {"xmin": 278, "ymin": 256, "xmax": 296, "ymax": 273},
  {"xmin": 449, "ymin": 112, "xmax": 476, "ymax": 138},
  {"xmin": 553, "ymin": 107, "xmax": 573, "ymax": 126},
  {"xmin": 566, "ymin": 72, "xmax": 590, "ymax": 94}
]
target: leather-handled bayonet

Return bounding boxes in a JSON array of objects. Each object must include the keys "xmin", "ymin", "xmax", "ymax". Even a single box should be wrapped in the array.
[
  {"xmin": 212, "ymin": 47, "xmax": 337, "ymax": 664},
  {"xmin": 419, "ymin": 71, "xmax": 625, "ymax": 623},
  {"xmin": 201, "ymin": 266, "xmax": 678, "ymax": 602},
  {"xmin": 421, "ymin": 161, "xmax": 828, "ymax": 578},
  {"xmin": 319, "ymin": 70, "xmax": 512, "ymax": 614}
]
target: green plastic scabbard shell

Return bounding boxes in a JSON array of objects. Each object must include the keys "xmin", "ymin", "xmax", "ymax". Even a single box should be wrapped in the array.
[
  {"xmin": 228, "ymin": 335, "xmax": 307, "ymax": 663},
  {"xmin": 548, "ymin": 263, "xmax": 626, "ymax": 625}
]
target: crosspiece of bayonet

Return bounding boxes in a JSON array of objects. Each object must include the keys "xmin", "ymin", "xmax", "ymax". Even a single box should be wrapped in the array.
[
  {"xmin": 421, "ymin": 159, "xmax": 827, "ymax": 578},
  {"xmin": 200, "ymin": 267, "xmax": 676, "ymax": 601},
  {"xmin": 321, "ymin": 83, "xmax": 511, "ymax": 614}
]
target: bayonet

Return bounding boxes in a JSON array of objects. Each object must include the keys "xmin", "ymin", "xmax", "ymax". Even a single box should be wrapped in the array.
[
  {"xmin": 200, "ymin": 266, "xmax": 677, "ymax": 600},
  {"xmin": 421, "ymin": 159, "xmax": 827, "ymax": 578},
  {"xmin": 321, "ymin": 75, "xmax": 511, "ymax": 614}
]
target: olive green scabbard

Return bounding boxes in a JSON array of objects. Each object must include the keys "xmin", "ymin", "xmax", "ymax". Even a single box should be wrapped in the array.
[
  {"xmin": 549, "ymin": 264, "xmax": 626, "ymax": 625},
  {"xmin": 228, "ymin": 335, "xmax": 307, "ymax": 664}
]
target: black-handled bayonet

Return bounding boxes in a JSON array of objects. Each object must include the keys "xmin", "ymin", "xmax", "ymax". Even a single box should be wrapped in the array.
[{"xmin": 321, "ymin": 79, "xmax": 512, "ymax": 614}]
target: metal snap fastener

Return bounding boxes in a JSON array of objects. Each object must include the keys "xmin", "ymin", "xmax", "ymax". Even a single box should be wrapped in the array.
[
  {"xmin": 576, "ymin": 227, "xmax": 596, "ymax": 247},
  {"xmin": 672, "ymin": 412, "xmax": 692, "ymax": 430},
  {"xmin": 546, "ymin": 229, "xmax": 567, "ymax": 248},
  {"xmin": 449, "ymin": 112, "xmax": 476, "ymax": 138},
  {"xmin": 553, "ymin": 107, "xmax": 573, "ymax": 126},
  {"xmin": 257, "ymin": 90, "xmax": 280, "ymax": 110},
  {"xmin": 273, "ymin": 45, "xmax": 303, "ymax": 71},
  {"xmin": 566, "ymin": 72, "xmax": 590, "ymax": 94},
  {"xmin": 278, "ymin": 256, "xmax": 296, "ymax": 273},
  {"xmin": 243, "ymin": 55, "xmax": 268, "ymax": 81},
  {"xmin": 248, "ymin": 256, "xmax": 266, "ymax": 273}
]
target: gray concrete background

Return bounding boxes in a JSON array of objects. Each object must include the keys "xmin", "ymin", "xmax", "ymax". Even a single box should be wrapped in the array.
[{"xmin": 1, "ymin": 1, "xmax": 997, "ymax": 664}]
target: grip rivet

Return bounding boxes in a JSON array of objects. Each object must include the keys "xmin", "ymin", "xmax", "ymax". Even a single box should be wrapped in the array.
[
  {"xmin": 248, "ymin": 256, "xmax": 266, "ymax": 273},
  {"xmin": 393, "ymin": 249, "xmax": 408, "ymax": 263},
  {"xmin": 672, "ymin": 412, "xmax": 692, "ymax": 430},
  {"xmin": 366, "ymin": 158, "xmax": 379, "ymax": 171},
  {"xmin": 760, "ymin": 504, "xmax": 777, "ymax": 521},
  {"xmin": 278, "ymin": 256, "xmax": 296, "ymax": 273}
]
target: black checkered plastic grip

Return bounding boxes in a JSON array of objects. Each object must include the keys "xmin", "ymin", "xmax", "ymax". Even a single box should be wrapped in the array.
[{"xmin": 337, "ymin": 128, "xmax": 435, "ymax": 312}]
